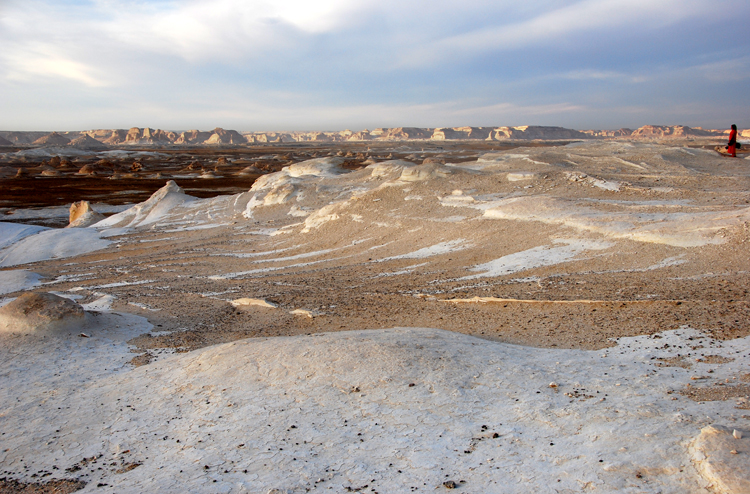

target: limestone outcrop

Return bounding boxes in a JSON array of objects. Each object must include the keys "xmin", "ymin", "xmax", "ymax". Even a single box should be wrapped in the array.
[
  {"xmin": 690, "ymin": 425, "xmax": 750, "ymax": 494},
  {"xmin": 67, "ymin": 200, "xmax": 106, "ymax": 228}
]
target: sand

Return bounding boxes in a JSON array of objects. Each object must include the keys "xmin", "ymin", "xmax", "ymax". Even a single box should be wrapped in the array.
[{"xmin": 1, "ymin": 138, "xmax": 749, "ymax": 492}]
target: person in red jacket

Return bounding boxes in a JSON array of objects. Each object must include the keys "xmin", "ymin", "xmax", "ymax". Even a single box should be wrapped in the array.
[{"xmin": 728, "ymin": 124, "xmax": 738, "ymax": 157}]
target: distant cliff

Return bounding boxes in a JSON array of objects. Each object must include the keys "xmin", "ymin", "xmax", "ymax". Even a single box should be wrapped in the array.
[{"xmin": 0, "ymin": 124, "xmax": 735, "ymax": 148}]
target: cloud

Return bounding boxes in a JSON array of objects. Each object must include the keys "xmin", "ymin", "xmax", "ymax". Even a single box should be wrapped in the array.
[
  {"xmin": 396, "ymin": 0, "xmax": 728, "ymax": 67},
  {"xmin": 94, "ymin": 0, "xmax": 373, "ymax": 61},
  {"xmin": 1, "ymin": 0, "xmax": 749, "ymax": 130},
  {"xmin": 692, "ymin": 56, "xmax": 750, "ymax": 83},
  {"xmin": 2, "ymin": 44, "xmax": 108, "ymax": 87},
  {"xmin": 560, "ymin": 70, "xmax": 649, "ymax": 84}
]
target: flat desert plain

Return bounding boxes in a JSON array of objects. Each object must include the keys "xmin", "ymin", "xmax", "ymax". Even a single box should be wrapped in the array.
[{"xmin": 1, "ymin": 139, "xmax": 749, "ymax": 493}]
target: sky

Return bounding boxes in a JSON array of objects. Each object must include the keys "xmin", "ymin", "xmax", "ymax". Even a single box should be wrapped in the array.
[{"xmin": 1, "ymin": 0, "xmax": 749, "ymax": 132}]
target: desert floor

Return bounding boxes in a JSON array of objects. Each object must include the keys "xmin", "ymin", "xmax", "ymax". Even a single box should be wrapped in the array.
[{"xmin": 1, "ymin": 139, "xmax": 749, "ymax": 493}]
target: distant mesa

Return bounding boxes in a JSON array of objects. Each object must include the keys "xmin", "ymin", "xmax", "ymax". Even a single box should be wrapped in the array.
[
  {"xmin": 205, "ymin": 127, "xmax": 247, "ymax": 145},
  {"xmin": 630, "ymin": 125, "xmax": 718, "ymax": 139},
  {"xmin": 0, "ymin": 124, "xmax": 734, "ymax": 150},
  {"xmin": 490, "ymin": 126, "xmax": 589, "ymax": 140},
  {"xmin": 125, "ymin": 127, "xmax": 178, "ymax": 145},
  {"xmin": 175, "ymin": 130, "xmax": 213, "ymax": 145},
  {"xmin": 102, "ymin": 129, "xmax": 128, "ymax": 145},
  {"xmin": 32, "ymin": 132, "xmax": 70, "ymax": 146}
]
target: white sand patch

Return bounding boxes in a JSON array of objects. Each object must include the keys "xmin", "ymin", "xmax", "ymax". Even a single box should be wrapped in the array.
[
  {"xmin": 81, "ymin": 279, "xmax": 155, "ymax": 290},
  {"xmin": 460, "ymin": 239, "xmax": 612, "ymax": 280},
  {"xmin": 481, "ymin": 195, "xmax": 750, "ymax": 247},
  {"xmin": 375, "ymin": 262, "xmax": 429, "ymax": 277},
  {"xmin": 588, "ymin": 177, "xmax": 621, "ymax": 191},
  {"xmin": 82, "ymin": 293, "xmax": 117, "ymax": 311},
  {"xmin": 128, "ymin": 301, "xmax": 161, "ymax": 311},
  {"xmin": 0, "ymin": 226, "xmax": 112, "ymax": 267},
  {"xmin": 208, "ymin": 256, "xmax": 353, "ymax": 280},
  {"xmin": 429, "ymin": 215, "xmax": 467, "ymax": 223},
  {"xmin": 379, "ymin": 240, "xmax": 471, "ymax": 261},
  {"xmin": 507, "ymin": 171, "xmax": 536, "ymax": 181},
  {"xmin": 251, "ymin": 248, "xmax": 341, "ymax": 263},
  {"xmin": 0, "ymin": 222, "xmax": 47, "ymax": 250},
  {"xmin": 0, "ymin": 269, "xmax": 43, "ymax": 294},
  {"xmin": 214, "ymin": 246, "xmax": 300, "ymax": 259},
  {"xmin": 1, "ymin": 327, "xmax": 747, "ymax": 492},
  {"xmin": 646, "ymin": 256, "xmax": 687, "ymax": 270},
  {"xmin": 163, "ymin": 223, "xmax": 232, "ymax": 232}
]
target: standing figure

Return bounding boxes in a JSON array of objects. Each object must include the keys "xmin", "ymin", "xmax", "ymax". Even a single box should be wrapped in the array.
[{"xmin": 728, "ymin": 124, "xmax": 738, "ymax": 157}]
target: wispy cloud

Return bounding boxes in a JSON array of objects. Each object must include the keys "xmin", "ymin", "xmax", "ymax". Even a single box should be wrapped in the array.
[{"xmin": 2, "ymin": 44, "xmax": 108, "ymax": 87}]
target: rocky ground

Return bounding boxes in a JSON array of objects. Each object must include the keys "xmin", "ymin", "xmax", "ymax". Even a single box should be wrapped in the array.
[{"xmin": 1, "ymin": 138, "xmax": 750, "ymax": 493}]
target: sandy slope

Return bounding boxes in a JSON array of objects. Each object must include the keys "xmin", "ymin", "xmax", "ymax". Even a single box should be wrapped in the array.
[{"xmin": 1, "ymin": 140, "xmax": 750, "ymax": 492}]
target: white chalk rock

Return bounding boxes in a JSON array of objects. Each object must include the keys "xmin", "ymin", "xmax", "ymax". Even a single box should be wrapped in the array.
[
  {"xmin": 399, "ymin": 162, "xmax": 451, "ymax": 182},
  {"xmin": 507, "ymin": 172, "xmax": 536, "ymax": 182},
  {"xmin": 67, "ymin": 200, "xmax": 105, "ymax": 228},
  {"xmin": 231, "ymin": 298, "xmax": 278, "ymax": 308},
  {"xmin": 689, "ymin": 425, "xmax": 750, "ymax": 494},
  {"xmin": 0, "ymin": 292, "xmax": 85, "ymax": 334},
  {"xmin": 94, "ymin": 180, "xmax": 195, "ymax": 228}
]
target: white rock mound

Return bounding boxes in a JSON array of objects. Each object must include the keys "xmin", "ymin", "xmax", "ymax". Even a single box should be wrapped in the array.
[
  {"xmin": 0, "ymin": 292, "xmax": 85, "ymax": 334},
  {"xmin": 243, "ymin": 158, "xmax": 348, "ymax": 216},
  {"xmin": 95, "ymin": 180, "xmax": 196, "ymax": 228}
]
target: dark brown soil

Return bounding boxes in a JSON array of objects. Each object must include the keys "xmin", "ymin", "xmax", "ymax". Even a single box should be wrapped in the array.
[{"xmin": 0, "ymin": 479, "xmax": 86, "ymax": 494}]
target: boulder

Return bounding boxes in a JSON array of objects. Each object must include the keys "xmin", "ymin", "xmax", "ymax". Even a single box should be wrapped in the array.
[
  {"xmin": 690, "ymin": 425, "xmax": 750, "ymax": 493},
  {"xmin": 0, "ymin": 292, "xmax": 85, "ymax": 334}
]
